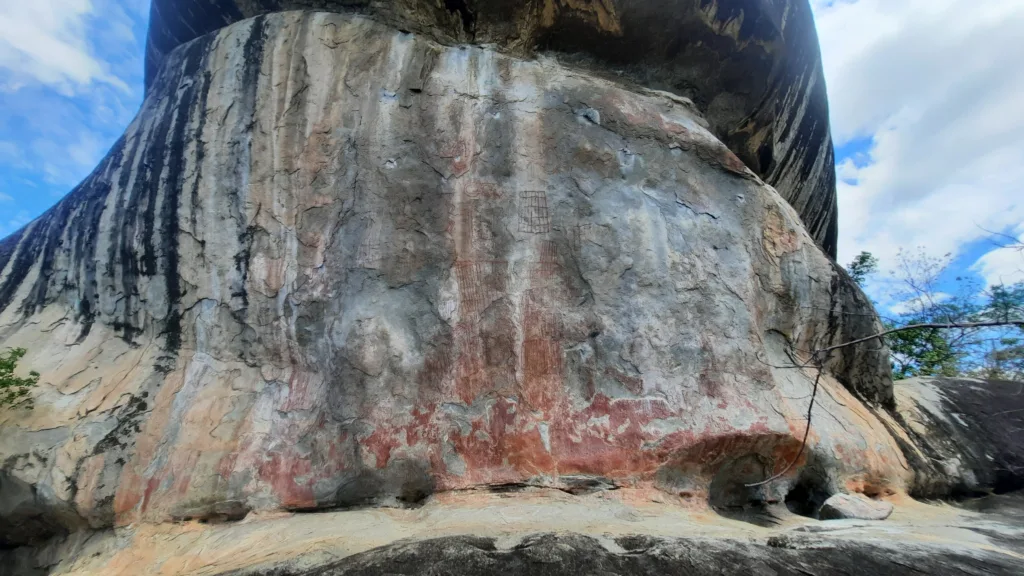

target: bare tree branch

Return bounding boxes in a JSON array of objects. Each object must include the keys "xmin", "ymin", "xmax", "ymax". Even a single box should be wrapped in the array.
[
  {"xmin": 817, "ymin": 321, "xmax": 1024, "ymax": 356},
  {"xmin": 746, "ymin": 357, "xmax": 823, "ymax": 488},
  {"xmin": 745, "ymin": 318, "xmax": 1024, "ymax": 487}
]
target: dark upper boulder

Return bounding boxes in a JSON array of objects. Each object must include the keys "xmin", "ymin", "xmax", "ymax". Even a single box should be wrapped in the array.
[{"xmin": 145, "ymin": 0, "xmax": 839, "ymax": 256}]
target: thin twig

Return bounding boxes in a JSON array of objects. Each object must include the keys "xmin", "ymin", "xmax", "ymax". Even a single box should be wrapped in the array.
[
  {"xmin": 746, "ymin": 358, "xmax": 823, "ymax": 488},
  {"xmin": 744, "ymin": 318, "xmax": 1023, "ymax": 487},
  {"xmin": 816, "ymin": 321, "xmax": 1024, "ymax": 355}
]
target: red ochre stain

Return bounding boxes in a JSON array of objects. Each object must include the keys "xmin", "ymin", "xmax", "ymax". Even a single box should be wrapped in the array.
[
  {"xmin": 364, "ymin": 427, "xmax": 401, "ymax": 468},
  {"xmin": 447, "ymin": 397, "xmax": 556, "ymax": 480},
  {"xmin": 141, "ymin": 475, "xmax": 162, "ymax": 514},
  {"xmin": 521, "ymin": 339, "xmax": 562, "ymax": 411},
  {"xmin": 259, "ymin": 452, "xmax": 315, "ymax": 509}
]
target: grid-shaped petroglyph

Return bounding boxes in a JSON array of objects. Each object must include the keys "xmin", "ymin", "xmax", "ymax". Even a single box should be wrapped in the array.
[
  {"xmin": 420, "ymin": 345, "xmax": 455, "ymax": 391},
  {"xmin": 356, "ymin": 220, "xmax": 383, "ymax": 269},
  {"xmin": 472, "ymin": 210, "xmax": 495, "ymax": 254},
  {"xmin": 523, "ymin": 338, "xmax": 563, "ymax": 379},
  {"xmin": 519, "ymin": 190, "xmax": 551, "ymax": 234},
  {"xmin": 521, "ymin": 291, "xmax": 562, "ymax": 341},
  {"xmin": 456, "ymin": 200, "xmax": 476, "ymax": 253},
  {"xmin": 454, "ymin": 260, "xmax": 507, "ymax": 316},
  {"xmin": 571, "ymin": 223, "xmax": 593, "ymax": 252},
  {"xmin": 454, "ymin": 199, "xmax": 499, "ymax": 260},
  {"xmin": 531, "ymin": 240, "xmax": 560, "ymax": 281}
]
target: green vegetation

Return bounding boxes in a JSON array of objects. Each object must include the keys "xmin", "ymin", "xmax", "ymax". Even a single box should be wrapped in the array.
[
  {"xmin": 846, "ymin": 251, "xmax": 879, "ymax": 286},
  {"xmin": 845, "ymin": 248, "xmax": 1024, "ymax": 381},
  {"xmin": 0, "ymin": 347, "xmax": 39, "ymax": 409}
]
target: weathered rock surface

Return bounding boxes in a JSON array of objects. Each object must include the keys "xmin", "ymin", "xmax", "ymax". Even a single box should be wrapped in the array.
[
  {"xmin": 0, "ymin": 1, "xmax": 1020, "ymax": 574},
  {"xmin": 818, "ymin": 492, "xmax": 893, "ymax": 521},
  {"xmin": 2, "ymin": 490, "xmax": 1022, "ymax": 575},
  {"xmin": 0, "ymin": 6, "xmax": 899, "ymax": 548},
  {"xmin": 257, "ymin": 531, "xmax": 1024, "ymax": 576},
  {"xmin": 892, "ymin": 377, "xmax": 1024, "ymax": 498},
  {"xmin": 144, "ymin": 0, "xmax": 840, "ymax": 254}
]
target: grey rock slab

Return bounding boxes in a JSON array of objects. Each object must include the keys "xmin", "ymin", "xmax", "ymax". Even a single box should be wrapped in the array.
[{"xmin": 819, "ymin": 493, "xmax": 894, "ymax": 521}]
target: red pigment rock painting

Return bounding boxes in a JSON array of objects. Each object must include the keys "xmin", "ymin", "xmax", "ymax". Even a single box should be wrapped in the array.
[
  {"xmin": 439, "ymin": 140, "xmax": 472, "ymax": 176},
  {"xmin": 522, "ymin": 338, "xmax": 562, "ymax": 411},
  {"xmin": 454, "ymin": 260, "xmax": 507, "ymax": 317},
  {"xmin": 454, "ymin": 325, "xmax": 491, "ymax": 404},
  {"xmin": 531, "ymin": 240, "xmax": 560, "ymax": 281},
  {"xmin": 571, "ymin": 222, "xmax": 593, "ymax": 252},
  {"xmin": 455, "ymin": 199, "xmax": 498, "ymax": 259},
  {"xmin": 465, "ymin": 181, "xmax": 503, "ymax": 200},
  {"xmin": 442, "ymin": 193, "xmax": 457, "ymax": 240}
]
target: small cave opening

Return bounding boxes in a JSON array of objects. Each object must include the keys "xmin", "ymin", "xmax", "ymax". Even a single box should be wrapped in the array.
[
  {"xmin": 993, "ymin": 469, "xmax": 1024, "ymax": 496},
  {"xmin": 784, "ymin": 470, "xmax": 832, "ymax": 519},
  {"xmin": 758, "ymin": 143, "xmax": 774, "ymax": 175},
  {"xmin": 709, "ymin": 454, "xmax": 790, "ymax": 526},
  {"xmin": 709, "ymin": 454, "xmax": 779, "ymax": 509}
]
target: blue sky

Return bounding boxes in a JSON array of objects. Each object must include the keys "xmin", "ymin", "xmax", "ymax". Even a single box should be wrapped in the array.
[
  {"xmin": 0, "ymin": 0, "xmax": 147, "ymax": 234},
  {"xmin": 811, "ymin": 0, "xmax": 1024, "ymax": 311},
  {"xmin": 0, "ymin": 0, "xmax": 1022, "ymax": 313}
]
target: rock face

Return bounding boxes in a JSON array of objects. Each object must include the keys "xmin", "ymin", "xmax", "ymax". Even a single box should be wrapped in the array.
[
  {"xmin": 0, "ymin": 9, "xmax": 896, "ymax": 544},
  {"xmin": 818, "ymin": 493, "xmax": 894, "ymax": 521},
  {"xmin": 3, "ymin": 492, "xmax": 1023, "ymax": 575},
  {"xmin": 235, "ymin": 531, "xmax": 1024, "ymax": 576},
  {"xmin": 892, "ymin": 377, "xmax": 1024, "ymax": 497},
  {"xmin": 144, "ymin": 0, "xmax": 840, "ymax": 255},
  {"xmin": 0, "ymin": 2, "xmax": 1019, "ymax": 574}
]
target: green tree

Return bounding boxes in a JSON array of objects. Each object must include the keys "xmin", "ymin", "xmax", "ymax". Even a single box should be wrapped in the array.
[
  {"xmin": 841, "ymin": 248, "xmax": 1024, "ymax": 380},
  {"xmin": 981, "ymin": 339, "xmax": 1024, "ymax": 381},
  {"xmin": 0, "ymin": 348, "xmax": 39, "ymax": 409},
  {"xmin": 846, "ymin": 251, "xmax": 879, "ymax": 286},
  {"xmin": 886, "ymin": 322, "xmax": 961, "ymax": 379}
]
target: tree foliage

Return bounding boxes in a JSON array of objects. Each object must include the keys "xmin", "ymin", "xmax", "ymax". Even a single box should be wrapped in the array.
[
  {"xmin": 846, "ymin": 251, "xmax": 879, "ymax": 286},
  {"xmin": 844, "ymin": 248, "xmax": 1024, "ymax": 381},
  {"xmin": 0, "ymin": 347, "xmax": 39, "ymax": 409}
]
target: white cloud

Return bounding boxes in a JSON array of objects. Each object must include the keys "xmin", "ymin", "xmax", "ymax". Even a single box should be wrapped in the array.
[
  {"xmin": 888, "ymin": 292, "xmax": 953, "ymax": 316},
  {"xmin": 0, "ymin": 0, "xmax": 129, "ymax": 94},
  {"xmin": 813, "ymin": 0, "xmax": 1024, "ymax": 275},
  {"xmin": 0, "ymin": 0, "xmax": 144, "ymax": 240},
  {"xmin": 972, "ymin": 227, "xmax": 1024, "ymax": 287}
]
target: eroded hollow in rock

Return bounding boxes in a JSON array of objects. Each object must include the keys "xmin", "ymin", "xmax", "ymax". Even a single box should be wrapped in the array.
[
  {"xmin": 784, "ymin": 470, "xmax": 832, "ymax": 519},
  {"xmin": 709, "ymin": 454, "xmax": 781, "ymax": 509},
  {"xmin": 709, "ymin": 454, "xmax": 792, "ymax": 527},
  {"xmin": 313, "ymin": 459, "xmax": 436, "ymax": 512}
]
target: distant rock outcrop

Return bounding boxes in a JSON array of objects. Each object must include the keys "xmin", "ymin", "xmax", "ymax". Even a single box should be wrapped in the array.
[
  {"xmin": 893, "ymin": 377, "xmax": 1024, "ymax": 497},
  {"xmin": 0, "ymin": 2, "xmax": 1020, "ymax": 574}
]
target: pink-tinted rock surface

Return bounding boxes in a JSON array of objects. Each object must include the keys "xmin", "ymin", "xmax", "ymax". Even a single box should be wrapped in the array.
[
  {"xmin": 0, "ymin": 12, "xmax": 902, "ymax": 542},
  {"xmin": 46, "ymin": 10, "xmax": 1024, "ymax": 573}
]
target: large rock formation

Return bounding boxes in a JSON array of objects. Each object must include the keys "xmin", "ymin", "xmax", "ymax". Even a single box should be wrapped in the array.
[
  {"xmin": 893, "ymin": 377, "xmax": 1024, "ymax": 498},
  {"xmin": 0, "ymin": 1, "xmax": 1020, "ymax": 574},
  {"xmin": 144, "ymin": 0, "xmax": 839, "ymax": 254}
]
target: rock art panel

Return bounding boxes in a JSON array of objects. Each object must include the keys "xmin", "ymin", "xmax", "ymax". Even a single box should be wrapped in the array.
[{"xmin": 0, "ymin": 3, "xmax": 900, "ymax": 551}]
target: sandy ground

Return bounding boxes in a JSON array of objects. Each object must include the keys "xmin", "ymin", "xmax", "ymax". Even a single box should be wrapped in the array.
[{"xmin": 27, "ymin": 489, "xmax": 1023, "ymax": 575}]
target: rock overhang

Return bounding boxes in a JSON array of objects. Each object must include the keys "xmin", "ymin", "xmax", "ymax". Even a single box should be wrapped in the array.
[{"xmin": 144, "ymin": 0, "xmax": 839, "ymax": 255}]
